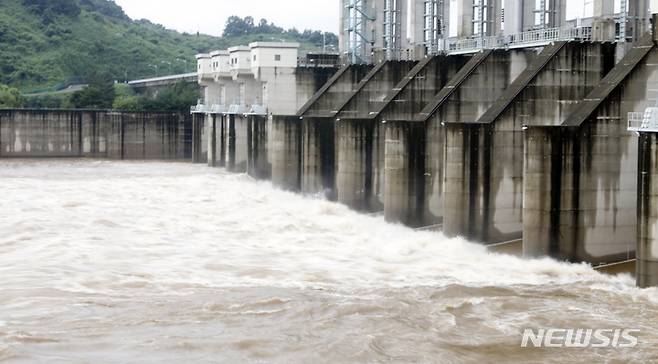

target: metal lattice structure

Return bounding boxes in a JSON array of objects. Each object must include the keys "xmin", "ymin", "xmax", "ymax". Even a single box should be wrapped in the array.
[
  {"xmin": 534, "ymin": 0, "xmax": 547, "ymax": 29},
  {"xmin": 344, "ymin": 0, "xmax": 374, "ymax": 64},
  {"xmin": 424, "ymin": 0, "xmax": 443, "ymax": 55},
  {"xmin": 472, "ymin": 0, "xmax": 494, "ymax": 37},
  {"xmin": 383, "ymin": 0, "xmax": 402, "ymax": 60}
]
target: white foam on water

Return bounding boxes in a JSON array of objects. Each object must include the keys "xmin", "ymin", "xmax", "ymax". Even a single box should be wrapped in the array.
[
  {"xmin": 0, "ymin": 159, "xmax": 649, "ymax": 294},
  {"xmin": 1, "ymin": 160, "xmax": 657, "ymax": 363}
]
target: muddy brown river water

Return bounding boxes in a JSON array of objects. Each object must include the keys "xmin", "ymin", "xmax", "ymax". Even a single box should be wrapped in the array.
[{"xmin": 0, "ymin": 160, "xmax": 657, "ymax": 363}]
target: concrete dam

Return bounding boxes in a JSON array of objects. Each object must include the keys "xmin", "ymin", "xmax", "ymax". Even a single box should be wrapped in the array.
[
  {"xmin": 6, "ymin": 24, "xmax": 658, "ymax": 289},
  {"xmin": 187, "ymin": 24, "xmax": 658, "ymax": 289}
]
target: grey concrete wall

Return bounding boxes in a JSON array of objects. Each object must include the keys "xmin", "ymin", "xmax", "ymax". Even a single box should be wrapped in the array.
[
  {"xmin": 524, "ymin": 42, "xmax": 658, "ymax": 265},
  {"xmin": 379, "ymin": 55, "xmax": 468, "ymax": 121},
  {"xmin": 301, "ymin": 117, "xmax": 336, "ymax": 198},
  {"xmin": 301, "ymin": 65, "xmax": 373, "ymax": 117},
  {"xmin": 524, "ymin": 123, "xmax": 636, "ymax": 265},
  {"xmin": 192, "ymin": 113, "xmax": 207, "ymax": 163},
  {"xmin": 430, "ymin": 50, "xmax": 532, "ymax": 126},
  {"xmin": 384, "ymin": 120, "xmax": 426, "ymax": 226},
  {"xmin": 337, "ymin": 61, "xmax": 417, "ymax": 120},
  {"xmin": 421, "ymin": 50, "xmax": 533, "ymax": 227},
  {"xmin": 225, "ymin": 115, "xmax": 249, "ymax": 173},
  {"xmin": 443, "ymin": 42, "xmax": 615, "ymax": 244},
  {"xmin": 247, "ymin": 115, "xmax": 271, "ymax": 180},
  {"xmin": 329, "ymin": 61, "xmax": 416, "ymax": 206},
  {"xmin": 206, "ymin": 114, "xmax": 221, "ymax": 167},
  {"xmin": 295, "ymin": 67, "xmax": 341, "ymax": 113},
  {"xmin": 0, "ymin": 109, "xmax": 191, "ymax": 160},
  {"xmin": 638, "ymin": 132, "xmax": 658, "ymax": 287},
  {"xmin": 335, "ymin": 118, "xmax": 384, "ymax": 211},
  {"xmin": 270, "ymin": 115, "xmax": 301, "ymax": 191}
]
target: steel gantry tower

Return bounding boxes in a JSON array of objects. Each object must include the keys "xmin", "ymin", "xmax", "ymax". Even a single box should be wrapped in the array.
[
  {"xmin": 472, "ymin": 0, "xmax": 495, "ymax": 36},
  {"xmin": 423, "ymin": 0, "xmax": 444, "ymax": 55},
  {"xmin": 383, "ymin": 0, "xmax": 403, "ymax": 60},
  {"xmin": 343, "ymin": 0, "xmax": 374, "ymax": 64}
]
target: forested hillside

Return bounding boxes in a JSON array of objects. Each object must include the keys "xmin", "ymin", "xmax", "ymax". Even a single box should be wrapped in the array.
[{"xmin": 0, "ymin": 0, "xmax": 338, "ymax": 93}]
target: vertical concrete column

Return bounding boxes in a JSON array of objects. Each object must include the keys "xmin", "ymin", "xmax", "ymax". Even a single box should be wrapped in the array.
[
  {"xmin": 443, "ymin": 123, "xmax": 476, "ymax": 239},
  {"xmin": 226, "ymin": 114, "xmax": 236, "ymax": 171},
  {"xmin": 336, "ymin": 118, "xmax": 373, "ymax": 211},
  {"xmin": 191, "ymin": 113, "xmax": 207, "ymax": 163},
  {"xmin": 301, "ymin": 117, "xmax": 336, "ymax": 199},
  {"xmin": 424, "ymin": 118, "xmax": 446, "ymax": 225},
  {"xmin": 523, "ymin": 126, "xmax": 573, "ymax": 258},
  {"xmin": 106, "ymin": 112, "xmax": 124, "ymax": 159},
  {"xmin": 229, "ymin": 115, "xmax": 249, "ymax": 173},
  {"xmin": 524, "ymin": 124, "xmax": 636, "ymax": 264},
  {"xmin": 247, "ymin": 115, "xmax": 271, "ymax": 180},
  {"xmin": 443, "ymin": 119, "xmax": 524, "ymax": 244},
  {"xmin": 384, "ymin": 120, "xmax": 425, "ymax": 227},
  {"xmin": 207, "ymin": 114, "xmax": 217, "ymax": 167},
  {"xmin": 371, "ymin": 120, "xmax": 386, "ymax": 211},
  {"xmin": 637, "ymin": 132, "xmax": 658, "ymax": 287},
  {"xmin": 215, "ymin": 114, "xmax": 227, "ymax": 167},
  {"xmin": 271, "ymin": 115, "xmax": 302, "ymax": 191}
]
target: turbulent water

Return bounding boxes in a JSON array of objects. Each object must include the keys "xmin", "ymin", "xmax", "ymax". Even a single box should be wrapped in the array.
[{"xmin": 0, "ymin": 160, "xmax": 657, "ymax": 363}]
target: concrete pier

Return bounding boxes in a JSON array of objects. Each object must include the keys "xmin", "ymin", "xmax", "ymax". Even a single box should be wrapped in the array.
[
  {"xmin": 335, "ymin": 118, "xmax": 384, "ymax": 211},
  {"xmin": 638, "ymin": 132, "xmax": 658, "ymax": 287},
  {"xmin": 301, "ymin": 117, "xmax": 336, "ymax": 198},
  {"xmin": 0, "ymin": 109, "xmax": 191, "ymax": 160},
  {"xmin": 192, "ymin": 113, "xmax": 207, "ymax": 163},
  {"xmin": 226, "ymin": 114, "xmax": 249, "ymax": 173},
  {"xmin": 270, "ymin": 115, "xmax": 302, "ymax": 191},
  {"xmin": 384, "ymin": 120, "xmax": 426, "ymax": 226},
  {"xmin": 297, "ymin": 64, "xmax": 373, "ymax": 197},
  {"xmin": 524, "ymin": 35, "xmax": 655, "ymax": 265},
  {"xmin": 207, "ymin": 114, "xmax": 226, "ymax": 168},
  {"xmin": 247, "ymin": 115, "xmax": 271, "ymax": 179},
  {"xmin": 329, "ymin": 60, "xmax": 417, "ymax": 206},
  {"xmin": 322, "ymin": 61, "xmax": 416, "ymax": 203},
  {"xmin": 380, "ymin": 53, "xmax": 490, "ymax": 225},
  {"xmin": 443, "ymin": 42, "xmax": 615, "ymax": 244}
]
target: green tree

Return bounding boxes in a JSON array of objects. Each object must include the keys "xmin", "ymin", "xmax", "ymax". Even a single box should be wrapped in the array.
[
  {"xmin": 223, "ymin": 16, "xmax": 251, "ymax": 36},
  {"xmin": 112, "ymin": 94, "xmax": 142, "ymax": 111},
  {"xmin": 112, "ymin": 83, "xmax": 142, "ymax": 111},
  {"xmin": 70, "ymin": 72, "xmax": 116, "ymax": 109},
  {"xmin": 143, "ymin": 81, "xmax": 198, "ymax": 113},
  {"xmin": 23, "ymin": 0, "xmax": 81, "ymax": 22},
  {"xmin": 0, "ymin": 84, "xmax": 24, "ymax": 108}
]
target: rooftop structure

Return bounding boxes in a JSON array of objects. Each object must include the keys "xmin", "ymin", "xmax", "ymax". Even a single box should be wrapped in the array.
[{"xmin": 195, "ymin": 42, "xmax": 340, "ymax": 116}]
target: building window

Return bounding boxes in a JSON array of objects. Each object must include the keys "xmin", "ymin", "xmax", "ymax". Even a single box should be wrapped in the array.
[
  {"xmin": 253, "ymin": 55, "xmax": 257, "ymax": 61},
  {"xmin": 274, "ymin": 54, "xmax": 281, "ymax": 61}
]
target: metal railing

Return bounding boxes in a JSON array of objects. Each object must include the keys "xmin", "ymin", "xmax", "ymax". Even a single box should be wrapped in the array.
[
  {"xmin": 192, "ymin": 104, "xmax": 268, "ymax": 115},
  {"xmin": 210, "ymin": 104, "xmax": 226, "ymax": 114},
  {"xmin": 227, "ymin": 104, "xmax": 249, "ymax": 115},
  {"xmin": 246, "ymin": 105, "xmax": 268, "ymax": 116},
  {"xmin": 508, "ymin": 26, "xmax": 592, "ymax": 48},
  {"xmin": 627, "ymin": 110, "xmax": 658, "ymax": 133},
  {"xmin": 628, "ymin": 112, "xmax": 644, "ymax": 131},
  {"xmin": 437, "ymin": 26, "xmax": 593, "ymax": 55},
  {"xmin": 190, "ymin": 104, "xmax": 210, "ymax": 113}
]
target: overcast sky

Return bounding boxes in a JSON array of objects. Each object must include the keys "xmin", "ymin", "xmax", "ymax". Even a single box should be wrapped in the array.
[
  {"xmin": 113, "ymin": 0, "xmax": 623, "ymax": 38},
  {"xmin": 114, "ymin": 0, "xmax": 339, "ymax": 36}
]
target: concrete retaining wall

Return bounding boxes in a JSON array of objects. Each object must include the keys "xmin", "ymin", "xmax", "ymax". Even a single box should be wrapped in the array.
[{"xmin": 0, "ymin": 109, "xmax": 192, "ymax": 160}]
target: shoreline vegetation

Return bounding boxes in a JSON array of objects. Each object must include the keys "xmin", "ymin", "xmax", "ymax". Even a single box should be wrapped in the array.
[{"xmin": 0, "ymin": 0, "xmax": 338, "ymax": 110}]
